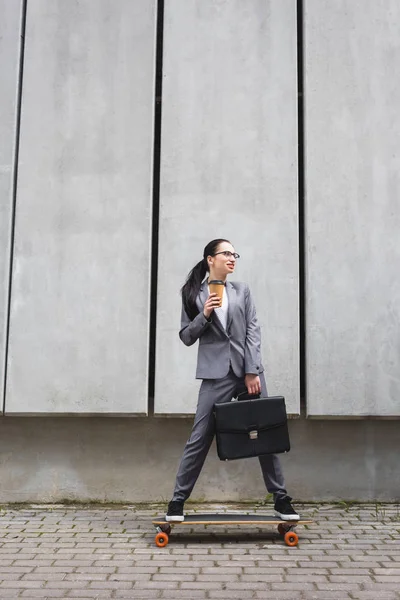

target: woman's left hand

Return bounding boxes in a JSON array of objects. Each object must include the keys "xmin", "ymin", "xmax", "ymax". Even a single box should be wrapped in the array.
[{"xmin": 245, "ymin": 374, "xmax": 261, "ymax": 395}]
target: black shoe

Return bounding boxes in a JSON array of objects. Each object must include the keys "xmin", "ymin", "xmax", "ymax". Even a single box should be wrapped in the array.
[
  {"xmin": 274, "ymin": 496, "xmax": 300, "ymax": 521},
  {"xmin": 165, "ymin": 500, "xmax": 185, "ymax": 522}
]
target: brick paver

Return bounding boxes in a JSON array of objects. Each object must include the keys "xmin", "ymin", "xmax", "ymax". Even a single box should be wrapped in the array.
[{"xmin": 0, "ymin": 503, "xmax": 399, "ymax": 599}]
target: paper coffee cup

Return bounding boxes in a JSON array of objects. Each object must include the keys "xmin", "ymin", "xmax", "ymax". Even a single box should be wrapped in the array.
[{"xmin": 209, "ymin": 280, "xmax": 224, "ymax": 306}]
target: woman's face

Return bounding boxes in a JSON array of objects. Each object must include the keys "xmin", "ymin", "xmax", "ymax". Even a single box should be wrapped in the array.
[{"xmin": 208, "ymin": 241, "xmax": 237, "ymax": 277}]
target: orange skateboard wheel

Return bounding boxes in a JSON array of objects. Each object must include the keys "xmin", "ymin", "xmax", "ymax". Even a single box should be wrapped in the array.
[
  {"xmin": 284, "ymin": 531, "xmax": 298, "ymax": 547},
  {"xmin": 155, "ymin": 532, "xmax": 169, "ymax": 547}
]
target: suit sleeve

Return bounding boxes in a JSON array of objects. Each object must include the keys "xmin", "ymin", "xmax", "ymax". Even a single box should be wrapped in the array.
[
  {"xmin": 179, "ymin": 303, "xmax": 212, "ymax": 347},
  {"xmin": 244, "ymin": 284, "xmax": 262, "ymax": 374}
]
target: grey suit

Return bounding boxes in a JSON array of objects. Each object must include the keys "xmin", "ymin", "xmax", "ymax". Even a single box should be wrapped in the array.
[
  {"xmin": 172, "ymin": 280, "xmax": 287, "ymax": 503},
  {"xmin": 179, "ymin": 281, "xmax": 264, "ymax": 379}
]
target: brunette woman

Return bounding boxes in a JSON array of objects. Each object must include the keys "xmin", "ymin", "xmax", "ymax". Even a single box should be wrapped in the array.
[{"xmin": 166, "ymin": 239, "xmax": 298, "ymax": 522}]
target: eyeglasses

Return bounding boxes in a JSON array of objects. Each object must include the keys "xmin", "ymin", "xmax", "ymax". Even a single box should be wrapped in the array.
[{"xmin": 213, "ymin": 251, "xmax": 240, "ymax": 259}]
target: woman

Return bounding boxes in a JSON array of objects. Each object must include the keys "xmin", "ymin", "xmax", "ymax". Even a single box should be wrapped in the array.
[{"xmin": 166, "ymin": 238, "xmax": 298, "ymax": 522}]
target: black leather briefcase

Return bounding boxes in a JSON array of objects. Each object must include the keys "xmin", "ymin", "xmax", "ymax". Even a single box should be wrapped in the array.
[{"xmin": 214, "ymin": 395, "xmax": 290, "ymax": 461}]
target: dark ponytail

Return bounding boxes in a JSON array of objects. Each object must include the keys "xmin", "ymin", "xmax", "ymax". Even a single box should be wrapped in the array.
[{"xmin": 181, "ymin": 238, "xmax": 231, "ymax": 320}]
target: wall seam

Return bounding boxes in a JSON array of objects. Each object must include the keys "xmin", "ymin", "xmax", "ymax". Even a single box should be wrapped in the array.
[
  {"xmin": 297, "ymin": 0, "xmax": 306, "ymax": 417},
  {"xmin": 2, "ymin": 0, "xmax": 28, "ymax": 415},
  {"xmin": 147, "ymin": 0, "xmax": 164, "ymax": 416}
]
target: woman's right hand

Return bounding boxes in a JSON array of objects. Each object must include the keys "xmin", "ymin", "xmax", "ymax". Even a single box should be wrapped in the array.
[{"xmin": 203, "ymin": 293, "xmax": 220, "ymax": 319}]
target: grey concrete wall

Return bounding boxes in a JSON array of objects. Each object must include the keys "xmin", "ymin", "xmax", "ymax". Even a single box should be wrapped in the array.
[
  {"xmin": 0, "ymin": 416, "xmax": 399, "ymax": 502},
  {"xmin": 5, "ymin": 0, "xmax": 156, "ymax": 414},
  {"xmin": 304, "ymin": 0, "xmax": 400, "ymax": 417},
  {"xmin": 155, "ymin": 0, "xmax": 299, "ymax": 415},
  {"xmin": 0, "ymin": 0, "xmax": 23, "ymax": 408}
]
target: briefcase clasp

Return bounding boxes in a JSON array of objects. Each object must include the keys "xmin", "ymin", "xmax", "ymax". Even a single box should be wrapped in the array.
[{"xmin": 249, "ymin": 430, "xmax": 258, "ymax": 440}]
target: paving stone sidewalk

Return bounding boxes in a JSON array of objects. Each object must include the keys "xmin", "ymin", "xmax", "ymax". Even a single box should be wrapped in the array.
[{"xmin": 0, "ymin": 502, "xmax": 399, "ymax": 599}]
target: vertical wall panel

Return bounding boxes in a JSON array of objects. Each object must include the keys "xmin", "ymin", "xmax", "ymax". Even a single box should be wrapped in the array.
[
  {"xmin": 0, "ymin": 0, "xmax": 23, "ymax": 408},
  {"xmin": 155, "ymin": 0, "xmax": 299, "ymax": 415},
  {"xmin": 5, "ymin": 0, "xmax": 156, "ymax": 414},
  {"xmin": 305, "ymin": 0, "xmax": 400, "ymax": 416}
]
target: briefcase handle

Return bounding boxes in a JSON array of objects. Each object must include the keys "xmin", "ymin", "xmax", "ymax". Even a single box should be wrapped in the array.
[{"xmin": 236, "ymin": 390, "xmax": 261, "ymax": 401}]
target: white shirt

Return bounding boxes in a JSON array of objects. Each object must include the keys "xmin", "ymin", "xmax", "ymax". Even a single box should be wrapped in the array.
[{"xmin": 208, "ymin": 284, "xmax": 229, "ymax": 331}]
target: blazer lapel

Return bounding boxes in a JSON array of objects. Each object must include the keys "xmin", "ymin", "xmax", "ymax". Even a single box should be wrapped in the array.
[
  {"xmin": 197, "ymin": 281, "xmax": 208, "ymax": 313},
  {"xmin": 226, "ymin": 281, "xmax": 237, "ymax": 331}
]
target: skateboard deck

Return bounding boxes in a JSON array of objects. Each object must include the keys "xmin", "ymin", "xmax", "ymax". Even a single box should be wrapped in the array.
[{"xmin": 152, "ymin": 513, "xmax": 312, "ymax": 547}]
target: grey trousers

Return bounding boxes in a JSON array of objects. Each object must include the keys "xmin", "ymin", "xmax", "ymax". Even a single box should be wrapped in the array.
[{"xmin": 172, "ymin": 369, "xmax": 288, "ymax": 503}]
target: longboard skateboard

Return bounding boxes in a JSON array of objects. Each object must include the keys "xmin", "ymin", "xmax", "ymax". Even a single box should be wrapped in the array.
[{"xmin": 152, "ymin": 513, "xmax": 312, "ymax": 547}]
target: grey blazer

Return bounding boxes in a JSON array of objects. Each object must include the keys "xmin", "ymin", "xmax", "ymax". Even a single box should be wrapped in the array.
[{"xmin": 179, "ymin": 280, "xmax": 264, "ymax": 380}]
